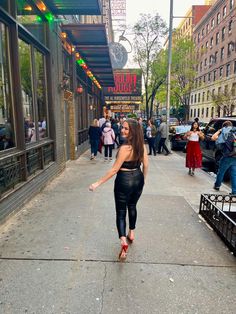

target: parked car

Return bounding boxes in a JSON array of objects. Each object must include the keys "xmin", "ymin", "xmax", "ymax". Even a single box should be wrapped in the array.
[
  {"xmin": 200, "ymin": 117, "xmax": 236, "ymax": 176},
  {"xmin": 170, "ymin": 125, "xmax": 191, "ymax": 150}
]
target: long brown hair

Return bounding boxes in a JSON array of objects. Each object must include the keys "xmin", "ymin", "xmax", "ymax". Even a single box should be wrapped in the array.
[{"xmin": 125, "ymin": 119, "xmax": 144, "ymax": 162}]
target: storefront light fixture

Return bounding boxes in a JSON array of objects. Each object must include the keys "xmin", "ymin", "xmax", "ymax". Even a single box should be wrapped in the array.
[
  {"xmin": 24, "ymin": 5, "xmax": 33, "ymax": 11},
  {"xmin": 61, "ymin": 32, "xmax": 67, "ymax": 39},
  {"xmin": 75, "ymin": 54, "xmax": 102, "ymax": 89},
  {"xmin": 77, "ymin": 85, "xmax": 83, "ymax": 94}
]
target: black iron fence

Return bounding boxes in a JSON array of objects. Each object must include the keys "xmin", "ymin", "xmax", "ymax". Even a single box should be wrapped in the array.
[
  {"xmin": 78, "ymin": 128, "xmax": 88, "ymax": 145},
  {"xmin": 199, "ymin": 194, "xmax": 236, "ymax": 256},
  {"xmin": 0, "ymin": 141, "xmax": 54, "ymax": 198}
]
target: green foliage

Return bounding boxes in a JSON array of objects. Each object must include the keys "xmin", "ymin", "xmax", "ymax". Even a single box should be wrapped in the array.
[{"xmin": 132, "ymin": 13, "xmax": 167, "ymax": 119}]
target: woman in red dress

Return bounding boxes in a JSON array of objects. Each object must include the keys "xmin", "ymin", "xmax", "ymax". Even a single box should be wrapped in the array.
[{"xmin": 185, "ymin": 121, "xmax": 204, "ymax": 176}]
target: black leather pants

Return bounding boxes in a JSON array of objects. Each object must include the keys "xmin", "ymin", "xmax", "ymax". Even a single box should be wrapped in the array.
[{"xmin": 114, "ymin": 168, "xmax": 144, "ymax": 238}]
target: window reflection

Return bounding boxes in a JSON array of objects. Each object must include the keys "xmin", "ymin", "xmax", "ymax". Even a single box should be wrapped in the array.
[
  {"xmin": 18, "ymin": 39, "xmax": 35, "ymax": 143},
  {"xmin": 17, "ymin": 1, "xmax": 45, "ymax": 46},
  {"xmin": 0, "ymin": 22, "xmax": 15, "ymax": 151},
  {"xmin": 35, "ymin": 50, "xmax": 48, "ymax": 139}
]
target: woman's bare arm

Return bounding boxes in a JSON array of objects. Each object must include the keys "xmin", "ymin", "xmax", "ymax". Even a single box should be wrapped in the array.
[
  {"xmin": 89, "ymin": 146, "xmax": 131, "ymax": 191},
  {"xmin": 142, "ymin": 144, "xmax": 148, "ymax": 181}
]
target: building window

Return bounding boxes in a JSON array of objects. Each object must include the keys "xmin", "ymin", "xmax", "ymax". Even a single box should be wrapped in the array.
[
  {"xmin": 212, "ymin": 89, "xmax": 215, "ymax": 97},
  {"xmin": 230, "ymin": 0, "xmax": 234, "ymax": 11},
  {"xmin": 206, "ymin": 107, "xmax": 209, "ymax": 118},
  {"xmin": 198, "ymin": 108, "xmax": 200, "ymax": 117},
  {"xmin": 223, "ymin": 5, "xmax": 227, "ymax": 17},
  {"xmin": 203, "ymin": 75, "xmax": 206, "ymax": 83},
  {"xmin": 228, "ymin": 42, "xmax": 234, "ymax": 56},
  {"xmin": 202, "ymin": 28, "xmax": 204, "ymax": 37},
  {"xmin": 208, "ymin": 72, "xmax": 211, "ymax": 82},
  {"xmin": 226, "ymin": 63, "xmax": 231, "ymax": 77},
  {"xmin": 204, "ymin": 58, "xmax": 207, "ymax": 66},
  {"xmin": 219, "ymin": 67, "xmax": 223, "ymax": 77},
  {"xmin": 229, "ymin": 20, "xmax": 233, "ymax": 33},
  {"xmin": 202, "ymin": 92, "xmax": 205, "ymax": 102},
  {"xmin": 206, "ymin": 41, "xmax": 208, "ymax": 49},
  {"xmin": 234, "ymin": 60, "xmax": 236, "ymax": 74},
  {"xmin": 194, "ymin": 108, "xmax": 196, "ymax": 117},
  {"xmin": 206, "ymin": 24, "xmax": 209, "ymax": 33},
  {"xmin": 199, "ymin": 77, "xmax": 202, "ymax": 86},
  {"xmin": 198, "ymin": 33, "xmax": 200, "ymax": 43},
  {"xmin": 210, "ymin": 37, "xmax": 213, "ymax": 48},
  {"xmin": 217, "ymin": 13, "xmax": 221, "ymax": 24},
  {"xmin": 198, "ymin": 93, "xmax": 201, "ymax": 102},
  {"xmin": 213, "ymin": 70, "xmax": 217, "ymax": 81},
  {"xmin": 221, "ymin": 47, "xmax": 224, "ymax": 59},
  {"xmin": 18, "ymin": 39, "xmax": 48, "ymax": 144},
  {"xmin": 215, "ymin": 51, "xmax": 218, "ymax": 63},
  {"xmin": 218, "ymin": 87, "xmax": 221, "ymax": 94},
  {"xmin": 190, "ymin": 109, "xmax": 193, "ymax": 117},
  {"xmin": 207, "ymin": 90, "xmax": 210, "ymax": 100},
  {"xmin": 191, "ymin": 95, "xmax": 193, "ymax": 104},
  {"xmin": 216, "ymin": 32, "xmax": 220, "ymax": 45},
  {"xmin": 0, "ymin": 22, "xmax": 15, "ymax": 151},
  {"xmin": 211, "ymin": 107, "xmax": 214, "ymax": 118},
  {"xmin": 194, "ymin": 94, "xmax": 197, "ymax": 103},
  {"xmin": 222, "ymin": 27, "xmax": 225, "ymax": 41},
  {"xmin": 200, "ymin": 61, "xmax": 203, "ymax": 71},
  {"xmin": 211, "ymin": 18, "xmax": 215, "ymax": 29}
]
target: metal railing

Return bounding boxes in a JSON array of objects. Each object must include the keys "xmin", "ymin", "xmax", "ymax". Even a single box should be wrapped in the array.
[
  {"xmin": 199, "ymin": 194, "xmax": 236, "ymax": 256},
  {"xmin": 78, "ymin": 128, "xmax": 88, "ymax": 145},
  {"xmin": 0, "ymin": 141, "xmax": 54, "ymax": 198}
]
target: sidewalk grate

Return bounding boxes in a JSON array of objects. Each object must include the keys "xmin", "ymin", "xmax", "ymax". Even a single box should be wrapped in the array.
[{"xmin": 199, "ymin": 194, "xmax": 236, "ymax": 256}]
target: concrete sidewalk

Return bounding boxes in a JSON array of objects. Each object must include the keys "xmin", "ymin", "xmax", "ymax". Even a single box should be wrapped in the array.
[{"xmin": 0, "ymin": 150, "xmax": 235, "ymax": 314}]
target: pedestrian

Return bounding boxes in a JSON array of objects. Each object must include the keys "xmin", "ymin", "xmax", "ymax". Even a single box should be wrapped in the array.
[
  {"xmin": 212, "ymin": 121, "xmax": 236, "ymax": 194},
  {"xmin": 111, "ymin": 118, "xmax": 120, "ymax": 148},
  {"xmin": 157, "ymin": 116, "xmax": 171, "ymax": 155},
  {"xmin": 102, "ymin": 122, "xmax": 115, "ymax": 161},
  {"xmin": 88, "ymin": 119, "xmax": 102, "ymax": 160},
  {"xmin": 146, "ymin": 119, "xmax": 157, "ymax": 155},
  {"xmin": 89, "ymin": 119, "xmax": 148, "ymax": 261},
  {"xmin": 184, "ymin": 121, "xmax": 204, "ymax": 176}
]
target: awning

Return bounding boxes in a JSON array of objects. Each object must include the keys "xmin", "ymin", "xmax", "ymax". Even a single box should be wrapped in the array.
[
  {"xmin": 43, "ymin": 0, "xmax": 102, "ymax": 15},
  {"xmin": 62, "ymin": 24, "xmax": 114, "ymax": 87}
]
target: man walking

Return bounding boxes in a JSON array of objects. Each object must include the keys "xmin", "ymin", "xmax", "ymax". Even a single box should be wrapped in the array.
[
  {"xmin": 212, "ymin": 121, "xmax": 236, "ymax": 195},
  {"xmin": 157, "ymin": 116, "xmax": 171, "ymax": 156}
]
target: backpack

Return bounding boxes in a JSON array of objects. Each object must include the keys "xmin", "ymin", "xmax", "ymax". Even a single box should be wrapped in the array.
[
  {"xmin": 215, "ymin": 126, "xmax": 232, "ymax": 152},
  {"xmin": 223, "ymin": 130, "xmax": 236, "ymax": 157}
]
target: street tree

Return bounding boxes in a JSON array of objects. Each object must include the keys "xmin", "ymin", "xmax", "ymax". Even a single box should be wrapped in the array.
[
  {"xmin": 132, "ymin": 13, "xmax": 167, "ymax": 119},
  {"xmin": 212, "ymin": 88, "xmax": 236, "ymax": 116},
  {"xmin": 170, "ymin": 36, "xmax": 197, "ymax": 121}
]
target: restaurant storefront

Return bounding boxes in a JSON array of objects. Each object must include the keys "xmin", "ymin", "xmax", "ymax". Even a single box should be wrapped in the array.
[{"xmin": 0, "ymin": 0, "xmax": 113, "ymax": 222}]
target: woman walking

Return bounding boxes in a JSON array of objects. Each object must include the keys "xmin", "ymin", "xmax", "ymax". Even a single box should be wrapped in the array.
[
  {"xmin": 89, "ymin": 119, "xmax": 148, "ymax": 261},
  {"xmin": 184, "ymin": 121, "xmax": 204, "ymax": 176},
  {"xmin": 146, "ymin": 119, "xmax": 157, "ymax": 155},
  {"xmin": 88, "ymin": 119, "xmax": 102, "ymax": 160},
  {"xmin": 102, "ymin": 122, "xmax": 115, "ymax": 161}
]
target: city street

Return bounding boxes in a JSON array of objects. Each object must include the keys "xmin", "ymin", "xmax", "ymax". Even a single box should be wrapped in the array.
[{"xmin": 0, "ymin": 150, "xmax": 235, "ymax": 314}]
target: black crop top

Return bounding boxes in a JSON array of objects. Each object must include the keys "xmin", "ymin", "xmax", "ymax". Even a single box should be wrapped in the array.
[{"xmin": 121, "ymin": 160, "xmax": 141, "ymax": 169}]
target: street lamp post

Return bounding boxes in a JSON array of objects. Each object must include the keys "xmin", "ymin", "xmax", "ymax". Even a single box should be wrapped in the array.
[{"xmin": 166, "ymin": 0, "xmax": 174, "ymax": 147}]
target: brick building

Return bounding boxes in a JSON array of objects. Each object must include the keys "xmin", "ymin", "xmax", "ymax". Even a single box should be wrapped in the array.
[{"xmin": 190, "ymin": 0, "xmax": 236, "ymax": 122}]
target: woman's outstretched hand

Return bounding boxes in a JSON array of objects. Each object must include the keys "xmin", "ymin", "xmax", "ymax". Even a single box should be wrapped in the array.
[{"xmin": 89, "ymin": 182, "xmax": 99, "ymax": 191}]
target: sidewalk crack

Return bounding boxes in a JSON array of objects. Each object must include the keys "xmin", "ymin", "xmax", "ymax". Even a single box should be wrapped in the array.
[{"xmin": 100, "ymin": 263, "xmax": 107, "ymax": 314}]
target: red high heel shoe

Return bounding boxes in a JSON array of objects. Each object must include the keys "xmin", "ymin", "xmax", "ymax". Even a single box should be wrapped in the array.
[{"xmin": 119, "ymin": 244, "xmax": 128, "ymax": 261}]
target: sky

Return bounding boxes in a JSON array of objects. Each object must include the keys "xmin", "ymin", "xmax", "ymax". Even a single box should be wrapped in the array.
[
  {"xmin": 117, "ymin": 0, "xmax": 206, "ymax": 67},
  {"xmin": 126, "ymin": 0, "xmax": 205, "ymax": 28}
]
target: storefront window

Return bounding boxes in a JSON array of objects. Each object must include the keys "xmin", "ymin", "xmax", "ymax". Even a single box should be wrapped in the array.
[
  {"xmin": 17, "ymin": 1, "xmax": 46, "ymax": 45},
  {"xmin": 0, "ymin": 1, "xmax": 8, "ymax": 11},
  {"xmin": 0, "ymin": 22, "xmax": 15, "ymax": 151},
  {"xmin": 18, "ymin": 38, "xmax": 35, "ymax": 143},
  {"xmin": 35, "ymin": 49, "xmax": 48, "ymax": 139}
]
